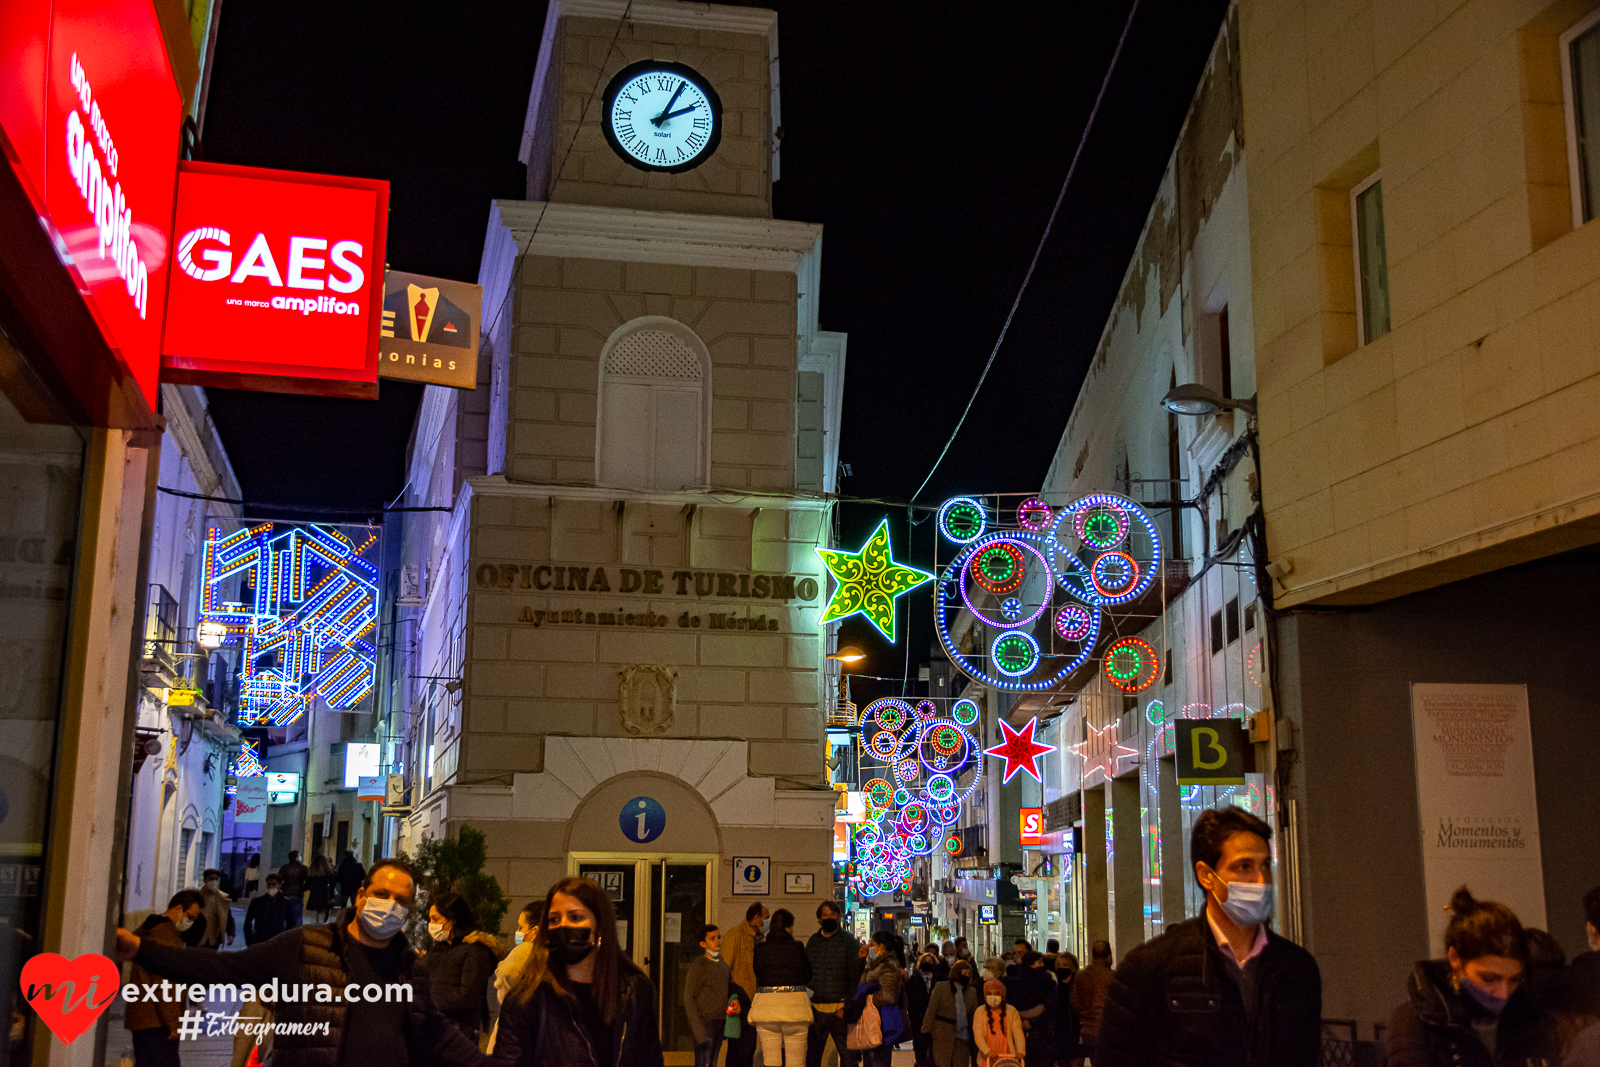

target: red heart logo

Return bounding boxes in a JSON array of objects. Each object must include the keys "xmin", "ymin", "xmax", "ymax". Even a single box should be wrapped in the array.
[{"xmin": 20, "ymin": 953, "xmax": 120, "ymax": 1045}]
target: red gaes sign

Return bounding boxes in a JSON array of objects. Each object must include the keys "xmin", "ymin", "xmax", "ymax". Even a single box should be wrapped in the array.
[
  {"xmin": 160, "ymin": 161, "xmax": 389, "ymax": 398},
  {"xmin": 0, "ymin": 0, "xmax": 183, "ymax": 408}
]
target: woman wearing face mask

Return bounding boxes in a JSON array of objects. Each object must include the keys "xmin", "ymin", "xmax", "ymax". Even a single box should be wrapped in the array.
[
  {"xmin": 421, "ymin": 892, "xmax": 503, "ymax": 1044},
  {"xmin": 857, "ymin": 932, "xmax": 908, "ymax": 1065},
  {"xmin": 908, "ymin": 952, "xmax": 943, "ymax": 1067},
  {"xmin": 922, "ymin": 960, "xmax": 981, "ymax": 1067},
  {"xmin": 972, "ymin": 979, "xmax": 1024, "ymax": 1067},
  {"xmin": 749, "ymin": 908, "xmax": 813, "ymax": 1064},
  {"xmin": 497, "ymin": 877, "xmax": 662, "ymax": 1066},
  {"xmin": 488, "ymin": 901, "xmax": 545, "ymax": 1050},
  {"xmin": 1051, "ymin": 953, "xmax": 1080, "ymax": 1067},
  {"xmin": 1385, "ymin": 887, "xmax": 1556, "ymax": 1067}
]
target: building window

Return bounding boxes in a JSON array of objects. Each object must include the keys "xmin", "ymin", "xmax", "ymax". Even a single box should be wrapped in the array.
[
  {"xmin": 1210, "ymin": 610, "xmax": 1224, "ymax": 654},
  {"xmin": 1225, "ymin": 596, "xmax": 1241, "ymax": 644},
  {"xmin": 1563, "ymin": 10, "xmax": 1600, "ymax": 224},
  {"xmin": 597, "ymin": 318, "xmax": 711, "ymax": 491},
  {"xmin": 1351, "ymin": 173, "xmax": 1391, "ymax": 343}
]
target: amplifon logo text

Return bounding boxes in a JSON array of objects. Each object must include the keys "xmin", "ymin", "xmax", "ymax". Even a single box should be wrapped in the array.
[{"xmin": 62, "ymin": 53, "xmax": 149, "ymax": 320}]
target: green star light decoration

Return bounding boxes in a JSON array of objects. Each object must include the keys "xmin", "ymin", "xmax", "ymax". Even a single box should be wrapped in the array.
[{"xmin": 815, "ymin": 518, "xmax": 934, "ymax": 643}]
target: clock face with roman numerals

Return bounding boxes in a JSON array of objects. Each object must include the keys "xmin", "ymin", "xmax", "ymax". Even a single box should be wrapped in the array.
[{"xmin": 601, "ymin": 61, "xmax": 723, "ymax": 173}]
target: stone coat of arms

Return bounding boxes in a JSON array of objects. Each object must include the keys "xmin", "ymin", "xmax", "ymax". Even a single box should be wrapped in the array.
[{"xmin": 619, "ymin": 665, "xmax": 676, "ymax": 735}]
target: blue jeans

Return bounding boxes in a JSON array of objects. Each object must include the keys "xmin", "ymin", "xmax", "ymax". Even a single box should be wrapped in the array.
[
  {"xmin": 695, "ymin": 1031, "xmax": 725, "ymax": 1067},
  {"xmin": 288, "ymin": 894, "xmax": 303, "ymax": 925}
]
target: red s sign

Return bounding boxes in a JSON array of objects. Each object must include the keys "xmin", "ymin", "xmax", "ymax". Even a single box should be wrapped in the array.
[
  {"xmin": 1019, "ymin": 807, "xmax": 1044, "ymax": 847},
  {"xmin": 160, "ymin": 161, "xmax": 389, "ymax": 397}
]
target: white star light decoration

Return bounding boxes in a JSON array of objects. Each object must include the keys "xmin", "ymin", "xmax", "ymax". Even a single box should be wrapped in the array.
[{"xmin": 1069, "ymin": 722, "xmax": 1139, "ymax": 786}]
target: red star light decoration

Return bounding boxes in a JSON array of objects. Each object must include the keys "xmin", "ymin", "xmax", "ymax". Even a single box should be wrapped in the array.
[
  {"xmin": 984, "ymin": 717, "xmax": 1056, "ymax": 784},
  {"xmin": 1069, "ymin": 721, "xmax": 1139, "ymax": 786}
]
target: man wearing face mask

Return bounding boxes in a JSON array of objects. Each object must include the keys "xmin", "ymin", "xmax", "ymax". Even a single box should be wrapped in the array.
[
  {"xmin": 115, "ymin": 859, "xmax": 489, "ymax": 1067},
  {"xmin": 243, "ymin": 874, "xmax": 297, "ymax": 945},
  {"xmin": 125, "ymin": 891, "xmax": 204, "ymax": 1067},
  {"xmin": 1095, "ymin": 806, "xmax": 1321, "ymax": 1067},
  {"xmin": 722, "ymin": 902, "xmax": 768, "ymax": 1067},
  {"xmin": 198, "ymin": 869, "xmax": 236, "ymax": 950},
  {"xmin": 806, "ymin": 900, "xmax": 863, "ymax": 1067}
]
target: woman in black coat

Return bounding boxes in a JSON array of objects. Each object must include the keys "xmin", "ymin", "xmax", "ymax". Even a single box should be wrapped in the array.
[
  {"xmin": 1385, "ymin": 887, "xmax": 1556, "ymax": 1067},
  {"xmin": 907, "ymin": 952, "xmax": 943, "ymax": 1066},
  {"xmin": 751, "ymin": 909, "xmax": 813, "ymax": 1064},
  {"xmin": 423, "ymin": 892, "xmax": 501, "ymax": 1042},
  {"xmin": 494, "ymin": 876, "xmax": 663, "ymax": 1067}
]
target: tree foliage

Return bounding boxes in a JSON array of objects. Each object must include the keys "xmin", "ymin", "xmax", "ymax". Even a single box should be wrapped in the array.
[{"xmin": 400, "ymin": 824, "xmax": 510, "ymax": 948}]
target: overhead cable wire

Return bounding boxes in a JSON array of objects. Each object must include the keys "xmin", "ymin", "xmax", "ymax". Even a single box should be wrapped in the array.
[{"xmin": 907, "ymin": 0, "xmax": 1143, "ymax": 506}]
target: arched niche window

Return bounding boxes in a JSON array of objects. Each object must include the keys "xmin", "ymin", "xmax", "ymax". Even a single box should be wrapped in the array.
[{"xmin": 596, "ymin": 317, "xmax": 711, "ymax": 490}]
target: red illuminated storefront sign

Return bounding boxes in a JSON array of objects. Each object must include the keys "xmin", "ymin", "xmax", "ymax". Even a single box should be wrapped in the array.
[
  {"xmin": 160, "ymin": 161, "xmax": 389, "ymax": 398},
  {"xmin": 0, "ymin": 0, "xmax": 182, "ymax": 414},
  {"xmin": 1019, "ymin": 807, "xmax": 1044, "ymax": 847}
]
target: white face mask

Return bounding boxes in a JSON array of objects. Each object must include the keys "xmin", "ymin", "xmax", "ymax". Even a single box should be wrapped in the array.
[
  {"xmin": 428, "ymin": 922, "xmax": 447, "ymax": 941},
  {"xmin": 985, "ymin": 995, "xmax": 1002, "ymax": 1008},
  {"xmin": 205, "ymin": 880, "xmax": 219, "ymax": 890},
  {"xmin": 514, "ymin": 931, "xmax": 526, "ymax": 946},
  {"xmin": 175, "ymin": 916, "xmax": 196, "ymax": 932},
  {"xmin": 267, "ymin": 887, "xmax": 280, "ymax": 896},
  {"xmin": 358, "ymin": 896, "xmax": 408, "ymax": 940},
  {"xmin": 1214, "ymin": 880, "xmax": 1274, "ymax": 927}
]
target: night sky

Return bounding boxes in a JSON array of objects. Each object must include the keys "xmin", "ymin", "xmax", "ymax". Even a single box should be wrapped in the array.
[{"xmin": 200, "ymin": 0, "xmax": 1230, "ymax": 681}]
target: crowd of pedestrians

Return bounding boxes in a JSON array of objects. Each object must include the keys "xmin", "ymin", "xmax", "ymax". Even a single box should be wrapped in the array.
[{"xmin": 110, "ymin": 809, "xmax": 1600, "ymax": 1067}]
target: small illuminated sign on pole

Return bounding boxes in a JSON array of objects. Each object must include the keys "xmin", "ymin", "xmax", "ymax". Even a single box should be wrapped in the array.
[
  {"xmin": 343, "ymin": 742, "xmax": 380, "ymax": 789},
  {"xmin": 267, "ymin": 772, "xmax": 300, "ymax": 804}
]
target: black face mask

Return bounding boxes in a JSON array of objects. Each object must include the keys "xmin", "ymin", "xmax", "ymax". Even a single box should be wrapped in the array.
[
  {"xmin": 819, "ymin": 918, "xmax": 839, "ymax": 934},
  {"xmin": 919, "ymin": 963, "xmax": 934, "ymax": 973},
  {"xmin": 953, "ymin": 974, "xmax": 969, "ymax": 987},
  {"xmin": 548, "ymin": 926, "xmax": 596, "ymax": 966}
]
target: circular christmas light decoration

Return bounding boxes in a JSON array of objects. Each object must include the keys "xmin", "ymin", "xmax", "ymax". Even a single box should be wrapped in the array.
[
  {"xmin": 945, "ymin": 835, "xmax": 963, "ymax": 857},
  {"xmin": 1000, "ymin": 597, "xmax": 1024, "ymax": 621},
  {"xmin": 893, "ymin": 788, "xmax": 912, "ymax": 807},
  {"xmin": 914, "ymin": 700, "xmax": 938, "ymax": 721},
  {"xmin": 875, "ymin": 699, "xmax": 908, "ymax": 731},
  {"xmin": 1017, "ymin": 498, "xmax": 1053, "ymax": 531},
  {"xmin": 1146, "ymin": 698, "xmax": 1167, "ymax": 726},
  {"xmin": 866, "ymin": 730, "xmax": 903, "ymax": 761},
  {"xmin": 896, "ymin": 758, "xmax": 921, "ymax": 783},
  {"xmin": 908, "ymin": 833, "xmax": 931, "ymax": 854},
  {"xmin": 1073, "ymin": 497, "xmax": 1130, "ymax": 549},
  {"xmin": 865, "ymin": 778, "xmax": 893, "ymax": 809},
  {"xmin": 992, "ymin": 631, "xmax": 1040, "ymax": 677},
  {"xmin": 1104, "ymin": 636, "xmax": 1160, "ymax": 692},
  {"xmin": 956, "ymin": 534, "xmax": 1054, "ymax": 629},
  {"xmin": 1091, "ymin": 551, "xmax": 1141, "ymax": 599},
  {"xmin": 952, "ymin": 699, "xmax": 979, "ymax": 726},
  {"xmin": 929, "ymin": 724, "xmax": 964, "ymax": 758},
  {"xmin": 971, "ymin": 541, "xmax": 1026, "ymax": 595},
  {"xmin": 926, "ymin": 774, "xmax": 955, "ymax": 802},
  {"xmin": 1055, "ymin": 604, "xmax": 1094, "ymax": 642},
  {"xmin": 938, "ymin": 497, "xmax": 987, "ymax": 544}
]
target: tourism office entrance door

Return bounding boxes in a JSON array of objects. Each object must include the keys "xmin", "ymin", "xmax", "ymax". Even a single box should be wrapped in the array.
[{"xmin": 572, "ymin": 853, "xmax": 716, "ymax": 1066}]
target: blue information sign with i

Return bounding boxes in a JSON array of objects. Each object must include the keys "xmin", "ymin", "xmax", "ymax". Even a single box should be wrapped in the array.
[{"xmin": 620, "ymin": 796, "xmax": 666, "ymax": 844}]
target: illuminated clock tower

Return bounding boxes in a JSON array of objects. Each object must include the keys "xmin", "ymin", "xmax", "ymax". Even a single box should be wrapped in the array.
[{"xmin": 395, "ymin": 2, "xmax": 848, "ymax": 1047}]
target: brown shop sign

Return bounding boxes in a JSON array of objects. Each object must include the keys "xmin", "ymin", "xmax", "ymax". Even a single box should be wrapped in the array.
[{"xmin": 473, "ymin": 563, "xmax": 820, "ymax": 634}]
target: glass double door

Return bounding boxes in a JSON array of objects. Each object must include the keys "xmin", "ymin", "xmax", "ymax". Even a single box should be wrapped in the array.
[{"xmin": 573, "ymin": 854, "xmax": 715, "ymax": 1065}]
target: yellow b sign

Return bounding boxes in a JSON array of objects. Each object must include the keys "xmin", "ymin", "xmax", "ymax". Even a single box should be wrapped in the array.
[{"xmin": 1174, "ymin": 720, "xmax": 1248, "ymax": 785}]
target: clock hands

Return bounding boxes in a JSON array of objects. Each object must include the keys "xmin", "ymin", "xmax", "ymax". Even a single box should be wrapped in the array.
[
  {"xmin": 661, "ymin": 103, "xmax": 699, "ymax": 121},
  {"xmin": 651, "ymin": 82, "xmax": 686, "ymax": 126}
]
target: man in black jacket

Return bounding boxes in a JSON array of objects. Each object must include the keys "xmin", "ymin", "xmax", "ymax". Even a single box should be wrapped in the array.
[
  {"xmin": 1096, "ymin": 806, "xmax": 1321, "ymax": 1067},
  {"xmin": 805, "ymin": 900, "xmax": 862, "ymax": 1067},
  {"xmin": 278, "ymin": 851, "xmax": 309, "ymax": 926},
  {"xmin": 115, "ymin": 859, "xmax": 487, "ymax": 1067},
  {"xmin": 243, "ymin": 874, "xmax": 297, "ymax": 945}
]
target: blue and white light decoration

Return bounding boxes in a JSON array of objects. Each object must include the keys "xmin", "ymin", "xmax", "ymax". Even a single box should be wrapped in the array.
[
  {"xmin": 200, "ymin": 521, "xmax": 380, "ymax": 727},
  {"xmin": 848, "ymin": 696, "xmax": 982, "ymax": 900},
  {"xmin": 225, "ymin": 738, "xmax": 267, "ymax": 798},
  {"xmin": 934, "ymin": 492, "xmax": 1162, "ymax": 691}
]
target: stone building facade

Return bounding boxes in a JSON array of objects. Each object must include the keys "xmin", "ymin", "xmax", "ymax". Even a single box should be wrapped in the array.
[{"xmin": 388, "ymin": 2, "xmax": 844, "ymax": 1053}]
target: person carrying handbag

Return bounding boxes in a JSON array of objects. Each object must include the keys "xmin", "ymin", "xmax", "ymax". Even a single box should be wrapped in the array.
[{"xmin": 973, "ymin": 980, "xmax": 1025, "ymax": 1067}]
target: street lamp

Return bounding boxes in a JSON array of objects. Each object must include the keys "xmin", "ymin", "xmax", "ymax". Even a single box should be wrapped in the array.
[
  {"xmin": 1159, "ymin": 383, "xmax": 1256, "ymax": 417},
  {"xmin": 827, "ymin": 646, "xmax": 866, "ymax": 665},
  {"xmin": 826, "ymin": 646, "xmax": 866, "ymax": 721}
]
